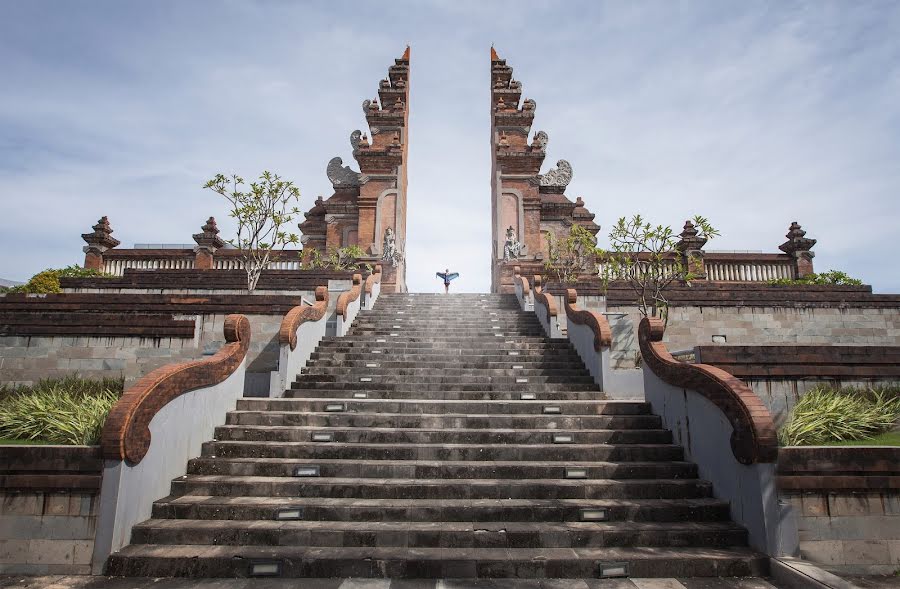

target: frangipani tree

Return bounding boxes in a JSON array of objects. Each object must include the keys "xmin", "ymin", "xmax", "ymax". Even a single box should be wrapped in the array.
[{"xmin": 204, "ymin": 171, "xmax": 301, "ymax": 292}]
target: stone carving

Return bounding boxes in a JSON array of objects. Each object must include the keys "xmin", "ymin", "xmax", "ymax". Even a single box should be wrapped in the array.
[
  {"xmin": 522, "ymin": 98, "xmax": 536, "ymax": 111},
  {"xmin": 350, "ymin": 130, "xmax": 362, "ymax": 152},
  {"xmin": 532, "ymin": 131, "xmax": 549, "ymax": 151},
  {"xmin": 326, "ymin": 157, "xmax": 360, "ymax": 188},
  {"xmin": 503, "ymin": 226, "xmax": 525, "ymax": 261},
  {"xmin": 382, "ymin": 227, "xmax": 404, "ymax": 267},
  {"xmin": 370, "ymin": 126, "xmax": 381, "ymax": 135},
  {"xmin": 380, "ymin": 78, "xmax": 391, "ymax": 89},
  {"xmin": 539, "ymin": 160, "xmax": 573, "ymax": 188},
  {"xmin": 509, "ymin": 79, "xmax": 521, "ymax": 90},
  {"xmin": 362, "ymin": 99, "xmax": 378, "ymax": 114}
]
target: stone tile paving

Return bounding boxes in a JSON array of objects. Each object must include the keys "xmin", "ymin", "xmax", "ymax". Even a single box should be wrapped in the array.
[
  {"xmin": 846, "ymin": 576, "xmax": 900, "ymax": 589},
  {"xmin": 0, "ymin": 577, "xmax": 783, "ymax": 589}
]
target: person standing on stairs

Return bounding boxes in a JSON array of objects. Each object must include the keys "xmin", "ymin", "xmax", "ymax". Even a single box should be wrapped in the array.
[{"xmin": 435, "ymin": 269, "xmax": 459, "ymax": 293}]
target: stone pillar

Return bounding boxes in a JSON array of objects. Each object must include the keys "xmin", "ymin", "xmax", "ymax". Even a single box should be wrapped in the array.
[
  {"xmin": 778, "ymin": 221, "xmax": 816, "ymax": 278},
  {"xmin": 81, "ymin": 216, "xmax": 120, "ymax": 271},
  {"xmin": 675, "ymin": 220, "xmax": 708, "ymax": 279},
  {"xmin": 192, "ymin": 217, "xmax": 225, "ymax": 270}
]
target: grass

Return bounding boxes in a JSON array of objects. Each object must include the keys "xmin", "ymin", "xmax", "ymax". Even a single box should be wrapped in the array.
[
  {"xmin": 780, "ymin": 385, "xmax": 900, "ymax": 446},
  {"xmin": 820, "ymin": 431, "xmax": 900, "ymax": 447},
  {"xmin": 0, "ymin": 437, "xmax": 51, "ymax": 445},
  {"xmin": 0, "ymin": 375, "xmax": 124, "ymax": 445}
]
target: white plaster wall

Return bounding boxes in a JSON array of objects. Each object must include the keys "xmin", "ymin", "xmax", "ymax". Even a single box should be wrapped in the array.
[{"xmin": 271, "ymin": 313, "xmax": 328, "ymax": 397}]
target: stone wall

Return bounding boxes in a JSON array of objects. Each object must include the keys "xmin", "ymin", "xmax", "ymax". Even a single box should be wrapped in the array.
[
  {"xmin": 0, "ymin": 446, "xmax": 102, "ymax": 575},
  {"xmin": 778, "ymin": 447, "xmax": 900, "ymax": 574},
  {"xmin": 0, "ymin": 313, "xmax": 283, "ymax": 388}
]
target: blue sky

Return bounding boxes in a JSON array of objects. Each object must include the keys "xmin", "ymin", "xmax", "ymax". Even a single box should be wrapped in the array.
[{"xmin": 1, "ymin": 1, "xmax": 898, "ymax": 293}]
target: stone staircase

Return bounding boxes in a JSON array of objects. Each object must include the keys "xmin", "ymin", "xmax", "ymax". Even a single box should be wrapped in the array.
[{"xmin": 106, "ymin": 293, "xmax": 767, "ymax": 579}]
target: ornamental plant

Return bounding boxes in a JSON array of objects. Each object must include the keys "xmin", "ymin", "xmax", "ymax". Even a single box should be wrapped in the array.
[
  {"xmin": 543, "ymin": 224, "xmax": 597, "ymax": 285},
  {"xmin": 2, "ymin": 266, "xmax": 110, "ymax": 294},
  {"xmin": 598, "ymin": 215, "xmax": 719, "ymax": 324},
  {"xmin": 769, "ymin": 270, "xmax": 863, "ymax": 287},
  {"xmin": 204, "ymin": 171, "xmax": 301, "ymax": 292}
]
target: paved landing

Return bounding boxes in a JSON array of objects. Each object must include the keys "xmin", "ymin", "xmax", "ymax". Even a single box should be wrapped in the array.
[{"xmin": 0, "ymin": 576, "xmax": 782, "ymax": 589}]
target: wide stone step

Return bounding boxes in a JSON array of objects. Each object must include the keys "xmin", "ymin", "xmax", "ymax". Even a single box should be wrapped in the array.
[
  {"xmin": 168, "ymin": 475, "xmax": 712, "ymax": 500},
  {"xmin": 238, "ymin": 398, "xmax": 633, "ymax": 415},
  {"xmin": 213, "ymin": 425, "xmax": 672, "ymax": 445},
  {"xmin": 131, "ymin": 519, "xmax": 746, "ymax": 549},
  {"xmin": 284, "ymin": 390, "xmax": 607, "ymax": 401},
  {"xmin": 299, "ymin": 367, "xmax": 593, "ymax": 378},
  {"xmin": 106, "ymin": 544, "xmax": 767, "ymax": 578},
  {"xmin": 308, "ymin": 352, "xmax": 582, "ymax": 363},
  {"xmin": 306, "ymin": 360, "xmax": 586, "ymax": 370},
  {"xmin": 200, "ymin": 441, "xmax": 684, "ymax": 462},
  {"xmin": 290, "ymin": 377, "xmax": 598, "ymax": 389},
  {"xmin": 224, "ymin": 411, "xmax": 664, "ymax": 430},
  {"xmin": 150, "ymin": 496, "xmax": 733, "ymax": 523},
  {"xmin": 315, "ymin": 341, "xmax": 573, "ymax": 350},
  {"xmin": 186, "ymin": 457, "xmax": 697, "ymax": 480}
]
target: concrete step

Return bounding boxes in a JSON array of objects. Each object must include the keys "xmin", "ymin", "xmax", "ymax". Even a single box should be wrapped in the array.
[
  {"xmin": 106, "ymin": 544, "xmax": 767, "ymax": 578},
  {"xmin": 238, "ymin": 398, "xmax": 635, "ymax": 415},
  {"xmin": 150, "ymin": 496, "xmax": 733, "ymax": 523},
  {"xmin": 284, "ymin": 390, "xmax": 609, "ymax": 401}
]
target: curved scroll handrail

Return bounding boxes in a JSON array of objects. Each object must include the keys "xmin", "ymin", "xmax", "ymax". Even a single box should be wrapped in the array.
[
  {"xmin": 513, "ymin": 266, "xmax": 530, "ymax": 298},
  {"xmin": 638, "ymin": 317, "xmax": 778, "ymax": 465},
  {"xmin": 336, "ymin": 273, "xmax": 363, "ymax": 317},
  {"xmin": 364, "ymin": 265, "xmax": 383, "ymax": 296},
  {"xmin": 564, "ymin": 288, "xmax": 611, "ymax": 351},
  {"xmin": 532, "ymin": 275, "xmax": 557, "ymax": 322},
  {"xmin": 279, "ymin": 286, "xmax": 328, "ymax": 351},
  {"xmin": 101, "ymin": 314, "xmax": 251, "ymax": 464}
]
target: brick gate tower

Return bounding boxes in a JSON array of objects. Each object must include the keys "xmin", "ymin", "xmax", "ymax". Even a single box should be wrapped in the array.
[
  {"xmin": 490, "ymin": 48, "xmax": 600, "ymax": 293},
  {"xmin": 299, "ymin": 47, "xmax": 411, "ymax": 292}
]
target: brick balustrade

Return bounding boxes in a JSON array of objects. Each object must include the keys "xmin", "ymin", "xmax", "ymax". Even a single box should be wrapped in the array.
[
  {"xmin": 101, "ymin": 314, "xmax": 251, "ymax": 464},
  {"xmin": 638, "ymin": 316, "xmax": 778, "ymax": 465}
]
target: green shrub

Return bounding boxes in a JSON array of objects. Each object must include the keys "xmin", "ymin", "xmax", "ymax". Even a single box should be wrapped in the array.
[
  {"xmin": 2, "ymin": 265, "xmax": 113, "ymax": 295},
  {"xmin": 779, "ymin": 385, "xmax": 900, "ymax": 446},
  {"xmin": 769, "ymin": 270, "xmax": 863, "ymax": 287},
  {"xmin": 0, "ymin": 376, "xmax": 124, "ymax": 445}
]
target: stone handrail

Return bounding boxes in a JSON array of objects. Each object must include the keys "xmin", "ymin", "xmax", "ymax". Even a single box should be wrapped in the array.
[
  {"xmin": 101, "ymin": 314, "xmax": 251, "ymax": 464},
  {"xmin": 364, "ymin": 265, "xmax": 383, "ymax": 296},
  {"xmin": 564, "ymin": 288, "xmax": 611, "ymax": 351},
  {"xmin": 638, "ymin": 316, "xmax": 778, "ymax": 465},
  {"xmin": 513, "ymin": 266, "xmax": 531, "ymax": 297},
  {"xmin": 336, "ymin": 274, "xmax": 363, "ymax": 317},
  {"xmin": 278, "ymin": 286, "xmax": 328, "ymax": 350},
  {"xmin": 512, "ymin": 266, "xmax": 533, "ymax": 311}
]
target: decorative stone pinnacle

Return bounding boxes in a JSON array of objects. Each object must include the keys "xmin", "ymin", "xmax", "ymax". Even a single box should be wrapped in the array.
[
  {"xmin": 522, "ymin": 98, "xmax": 536, "ymax": 112},
  {"xmin": 676, "ymin": 220, "xmax": 707, "ymax": 252},
  {"xmin": 81, "ymin": 216, "xmax": 121, "ymax": 252},
  {"xmin": 326, "ymin": 157, "xmax": 360, "ymax": 188},
  {"xmin": 193, "ymin": 217, "xmax": 225, "ymax": 250},
  {"xmin": 380, "ymin": 78, "xmax": 390, "ymax": 89},
  {"xmin": 401, "ymin": 46, "xmax": 410, "ymax": 61},
  {"xmin": 539, "ymin": 160, "xmax": 573, "ymax": 189},
  {"xmin": 532, "ymin": 131, "xmax": 549, "ymax": 151},
  {"xmin": 491, "ymin": 46, "xmax": 500, "ymax": 61},
  {"xmin": 779, "ymin": 221, "xmax": 816, "ymax": 256}
]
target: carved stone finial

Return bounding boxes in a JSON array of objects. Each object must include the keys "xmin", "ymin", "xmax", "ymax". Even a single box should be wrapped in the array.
[
  {"xmin": 532, "ymin": 131, "xmax": 549, "ymax": 151},
  {"xmin": 522, "ymin": 98, "xmax": 536, "ymax": 112},
  {"xmin": 362, "ymin": 99, "xmax": 379, "ymax": 115},
  {"xmin": 779, "ymin": 221, "xmax": 817, "ymax": 277},
  {"xmin": 393, "ymin": 98, "xmax": 405, "ymax": 112},
  {"xmin": 498, "ymin": 133, "xmax": 510, "ymax": 148},
  {"xmin": 509, "ymin": 79, "xmax": 522, "ymax": 90},
  {"xmin": 676, "ymin": 220, "xmax": 708, "ymax": 253},
  {"xmin": 391, "ymin": 132, "xmax": 402, "ymax": 147},
  {"xmin": 193, "ymin": 217, "xmax": 225, "ymax": 250},
  {"xmin": 539, "ymin": 160, "xmax": 574, "ymax": 188},
  {"xmin": 380, "ymin": 78, "xmax": 391, "ymax": 89},
  {"xmin": 350, "ymin": 130, "xmax": 369, "ymax": 152},
  {"xmin": 82, "ymin": 216, "xmax": 121, "ymax": 251},
  {"xmin": 326, "ymin": 157, "xmax": 360, "ymax": 188}
]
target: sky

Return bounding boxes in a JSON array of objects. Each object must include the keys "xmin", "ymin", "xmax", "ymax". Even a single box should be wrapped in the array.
[{"xmin": 1, "ymin": 1, "xmax": 898, "ymax": 293}]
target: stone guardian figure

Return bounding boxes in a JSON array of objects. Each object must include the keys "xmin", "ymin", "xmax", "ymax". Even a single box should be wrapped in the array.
[{"xmin": 503, "ymin": 226, "xmax": 524, "ymax": 261}]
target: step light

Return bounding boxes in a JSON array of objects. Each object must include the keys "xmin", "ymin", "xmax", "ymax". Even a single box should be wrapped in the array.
[
  {"xmin": 494, "ymin": 334, "xmax": 504, "ymax": 337},
  {"xmin": 312, "ymin": 433, "xmax": 334, "ymax": 442},
  {"xmin": 520, "ymin": 393, "xmax": 536, "ymax": 400},
  {"xmin": 393, "ymin": 325, "xmax": 401, "ymax": 328},
  {"xmin": 376, "ymin": 339, "xmax": 386, "ymax": 343},
  {"xmin": 508, "ymin": 351, "xmax": 519, "ymax": 356},
  {"xmin": 543, "ymin": 406, "xmax": 561, "ymax": 414},
  {"xmin": 598, "ymin": 562, "xmax": 629, "ymax": 578},
  {"xmin": 397, "ymin": 311, "xmax": 405, "ymax": 314},
  {"xmin": 249, "ymin": 560, "xmax": 282, "ymax": 577},
  {"xmin": 553, "ymin": 434, "xmax": 574, "ymax": 444},
  {"xmin": 490, "ymin": 312, "xmax": 497, "ymax": 315},
  {"xmin": 516, "ymin": 378, "xmax": 528, "ymax": 383},
  {"xmin": 491, "ymin": 319, "xmax": 499, "ymax": 322},
  {"xmin": 353, "ymin": 392, "xmax": 368, "ymax": 399},
  {"xmin": 372, "ymin": 350, "xmax": 383, "ymax": 354},
  {"xmin": 512, "ymin": 365, "xmax": 524, "ymax": 369},
  {"xmin": 275, "ymin": 508, "xmax": 304, "ymax": 521},
  {"xmin": 492, "ymin": 326, "xmax": 501, "ymax": 329},
  {"xmin": 366, "ymin": 363, "xmax": 378, "ymax": 367},
  {"xmin": 325, "ymin": 403, "xmax": 345, "ymax": 412},
  {"xmin": 360, "ymin": 377, "xmax": 373, "ymax": 382},
  {"xmin": 293, "ymin": 465, "xmax": 320, "ymax": 477},
  {"xmin": 390, "ymin": 333, "xmax": 398, "ymax": 337},
  {"xmin": 506, "ymin": 341, "xmax": 515, "ymax": 344},
  {"xmin": 565, "ymin": 468, "xmax": 588, "ymax": 479},
  {"xmin": 580, "ymin": 508, "xmax": 608, "ymax": 522}
]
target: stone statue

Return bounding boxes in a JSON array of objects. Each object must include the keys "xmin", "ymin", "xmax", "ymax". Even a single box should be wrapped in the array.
[
  {"xmin": 382, "ymin": 227, "xmax": 396, "ymax": 262},
  {"xmin": 503, "ymin": 226, "xmax": 524, "ymax": 260}
]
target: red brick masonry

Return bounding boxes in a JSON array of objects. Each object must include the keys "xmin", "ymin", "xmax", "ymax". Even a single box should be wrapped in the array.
[
  {"xmin": 777, "ymin": 446, "xmax": 900, "ymax": 491},
  {"xmin": 278, "ymin": 286, "xmax": 329, "ymax": 351},
  {"xmin": 101, "ymin": 314, "xmax": 251, "ymax": 464},
  {"xmin": 695, "ymin": 345, "xmax": 900, "ymax": 379},
  {"xmin": 564, "ymin": 288, "xmax": 611, "ymax": 351},
  {"xmin": 638, "ymin": 317, "xmax": 779, "ymax": 465}
]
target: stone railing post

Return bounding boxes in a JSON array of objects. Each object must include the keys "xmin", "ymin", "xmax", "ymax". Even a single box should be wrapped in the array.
[
  {"xmin": 192, "ymin": 217, "xmax": 225, "ymax": 270},
  {"xmin": 675, "ymin": 220, "xmax": 708, "ymax": 279},
  {"xmin": 779, "ymin": 221, "xmax": 816, "ymax": 279},
  {"xmin": 81, "ymin": 216, "xmax": 120, "ymax": 272}
]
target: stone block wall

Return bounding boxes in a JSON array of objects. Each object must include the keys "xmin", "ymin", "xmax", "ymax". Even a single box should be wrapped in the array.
[
  {"xmin": 778, "ymin": 447, "xmax": 900, "ymax": 574},
  {"xmin": 0, "ymin": 446, "xmax": 102, "ymax": 575},
  {"xmin": 0, "ymin": 313, "xmax": 284, "ymax": 387}
]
